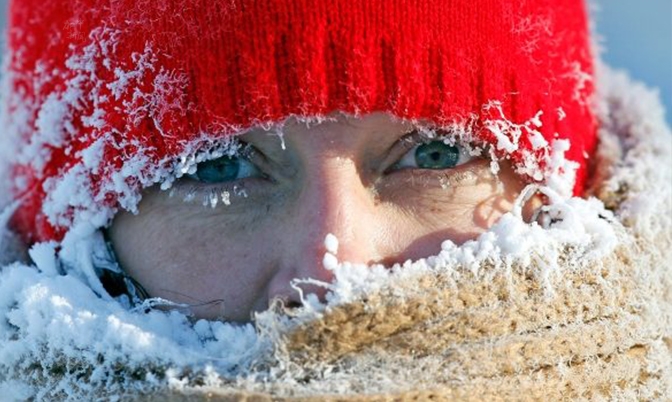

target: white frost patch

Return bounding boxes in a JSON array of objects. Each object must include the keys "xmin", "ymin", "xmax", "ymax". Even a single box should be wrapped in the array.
[
  {"xmin": 323, "ymin": 252, "xmax": 339, "ymax": 272},
  {"xmin": 324, "ymin": 233, "xmax": 339, "ymax": 255},
  {"xmin": 557, "ymin": 107, "xmax": 567, "ymax": 121},
  {"xmin": 564, "ymin": 61, "xmax": 594, "ymax": 103},
  {"xmin": 481, "ymin": 101, "xmax": 578, "ymax": 197},
  {"xmin": 28, "ymin": 241, "xmax": 60, "ymax": 277},
  {"xmin": 0, "ymin": 257, "xmax": 264, "ymax": 399}
]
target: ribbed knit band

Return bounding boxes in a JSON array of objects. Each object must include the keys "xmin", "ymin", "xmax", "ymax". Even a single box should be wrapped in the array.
[{"xmin": 2, "ymin": 0, "xmax": 597, "ymax": 243}]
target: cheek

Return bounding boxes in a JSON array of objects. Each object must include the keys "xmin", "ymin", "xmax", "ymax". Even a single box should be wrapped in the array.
[
  {"xmin": 376, "ymin": 161, "xmax": 524, "ymax": 250},
  {"xmin": 107, "ymin": 196, "xmax": 277, "ymax": 321}
]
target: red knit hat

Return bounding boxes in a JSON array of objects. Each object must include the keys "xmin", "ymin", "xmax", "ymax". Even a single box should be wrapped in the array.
[{"xmin": 2, "ymin": 0, "xmax": 597, "ymax": 243}]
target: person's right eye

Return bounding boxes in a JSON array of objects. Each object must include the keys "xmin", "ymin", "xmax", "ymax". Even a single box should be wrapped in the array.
[{"xmin": 189, "ymin": 155, "xmax": 261, "ymax": 184}]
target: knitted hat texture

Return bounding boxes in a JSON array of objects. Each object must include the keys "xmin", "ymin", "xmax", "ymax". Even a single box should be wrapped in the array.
[{"xmin": 1, "ymin": 0, "xmax": 597, "ymax": 242}]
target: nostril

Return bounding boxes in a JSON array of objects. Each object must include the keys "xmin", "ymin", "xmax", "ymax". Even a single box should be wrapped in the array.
[
  {"xmin": 284, "ymin": 299, "xmax": 303, "ymax": 309},
  {"xmin": 268, "ymin": 295, "xmax": 304, "ymax": 312}
]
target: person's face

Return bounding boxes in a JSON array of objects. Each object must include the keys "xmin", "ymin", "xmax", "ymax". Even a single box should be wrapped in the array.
[{"xmin": 108, "ymin": 112, "xmax": 531, "ymax": 322}]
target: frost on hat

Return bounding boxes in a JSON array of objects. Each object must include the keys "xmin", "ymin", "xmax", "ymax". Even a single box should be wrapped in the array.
[{"xmin": 1, "ymin": 0, "xmax": 597, "ymax": 243}]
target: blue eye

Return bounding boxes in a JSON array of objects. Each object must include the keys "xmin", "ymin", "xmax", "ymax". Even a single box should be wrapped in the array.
[
  {"xmin": 192, "ymin": 155, "xmax": 260, "ymax": 184},
  {"xmin": 415, "ymin": 142, "xmax": 459, "ymax": 169},
  {"xmin": 393, "ymin": 140, "xmax": 471, "ymax": 171}
]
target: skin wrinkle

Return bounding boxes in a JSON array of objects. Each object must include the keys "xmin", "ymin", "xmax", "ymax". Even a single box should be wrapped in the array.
[{"xmin": 109, "ymin": 112, "xmax": 536, "ymax": 322}]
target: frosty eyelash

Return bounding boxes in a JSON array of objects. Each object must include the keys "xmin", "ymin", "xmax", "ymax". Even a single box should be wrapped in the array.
[
  {"xmin": 166, "ymin": 140, "xmax": 270, "ymax": 208},
  {"xmin": 169, "ymin": 182, "xmax": 250, "ymax": 208}
]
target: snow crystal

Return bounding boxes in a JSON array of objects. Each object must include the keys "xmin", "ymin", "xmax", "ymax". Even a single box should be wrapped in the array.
[
  {"xmin": 323, "ymin": 252, "xmax": 339, "ymax": 271},
  {"xmin": 78, "ymin": 138, "xmax": 106, "ymax": 171},
  {"xmin": 481, "ymin": 102, "xmax": 579, "ymax": 197},
  {"xmin": 324, "ymin": 233, "xmax": 339, "ymax": 255},
  {"xmin": 28, "ymin": 241, "xmax": 60, "ymax": 277}
]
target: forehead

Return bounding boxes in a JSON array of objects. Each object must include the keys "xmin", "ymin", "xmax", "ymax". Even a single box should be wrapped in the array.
[
  {"xmin": 243, "ymin": 111, "xmax": 418, "ymax": 139},
  {"xmin": 238, "ymin": 113, "xmax": 422, "ymax": 159}
]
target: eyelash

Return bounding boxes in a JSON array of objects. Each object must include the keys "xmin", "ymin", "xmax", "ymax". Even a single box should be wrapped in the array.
[
  {"xmin": 169, "ymin": 180, "xmax": 254, "ymax": 208},
  {"xmin": 173, "ymin": 144, "xmax": 262, "ymax": 208}
]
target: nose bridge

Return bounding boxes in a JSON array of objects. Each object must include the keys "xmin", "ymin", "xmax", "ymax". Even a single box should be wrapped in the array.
[
  {"xmin": 278, "ymin": 156, "xmax": 380, "ymax": 281},
  {"xmin": 299, "ymin": 156, "xmax": 373, "ymax": 260}
]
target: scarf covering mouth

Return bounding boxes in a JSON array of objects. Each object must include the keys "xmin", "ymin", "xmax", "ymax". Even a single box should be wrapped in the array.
[{"xmin": 0, "ymin": 68, "xmax": 670, "ymax": 400}]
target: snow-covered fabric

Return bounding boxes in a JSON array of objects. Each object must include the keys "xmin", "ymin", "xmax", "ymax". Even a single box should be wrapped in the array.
[{"xmin": 0, "ymin": 67, "xmax": 670, "ymax": 401}]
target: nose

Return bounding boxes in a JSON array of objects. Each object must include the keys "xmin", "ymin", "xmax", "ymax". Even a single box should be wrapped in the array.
[{"xmin": 266, "ymin": 156, "xmax": 386, "ymax": 308}]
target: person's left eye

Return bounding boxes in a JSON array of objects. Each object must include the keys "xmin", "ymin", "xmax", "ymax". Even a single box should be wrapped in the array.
[
  {"xmin": 391, "ymin": 140, "xmax": 473, "ymax": 171},
  {"xmin": 189, "ymin": 155, "xmax": 261, "ymax": 184}
]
